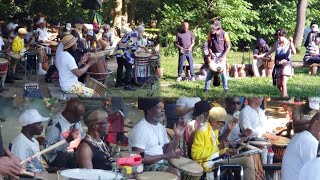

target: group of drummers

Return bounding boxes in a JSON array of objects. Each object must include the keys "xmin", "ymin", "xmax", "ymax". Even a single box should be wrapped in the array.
[{"xmin": 1, "ymin": 96, "xmax": 320, "ymax": 179}]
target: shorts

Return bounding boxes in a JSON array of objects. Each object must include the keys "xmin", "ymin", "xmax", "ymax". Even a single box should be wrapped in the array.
[
  {"xmin": 66, "ymin": 82, "xmax": 94, "ymax": 97},
  {"xmin": 144, "ymin": 161, "xmax": 170, "ymax": 172}
]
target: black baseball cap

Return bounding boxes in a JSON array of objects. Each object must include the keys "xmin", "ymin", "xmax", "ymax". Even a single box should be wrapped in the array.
[{"xmin": 193, "ymin": 100, "xmax": 212, "ymax": 117}]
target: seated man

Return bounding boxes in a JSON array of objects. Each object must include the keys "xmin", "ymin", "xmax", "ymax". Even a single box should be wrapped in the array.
[
  {"xmin": 282, "ymin": 112, "xmax": 320, "ymax": 180},
  {"xmin": 55, "ymin": 34, "xmax": 98, "ymax": 97},
  {"xmin": 252, "ymin": 38, "xmax": 270, "ymax": 77},
  {"xmin": 239, "ymin": 97, "xmax": 270, "ymax": 138},
  {"xmin": 77, "ymin": 110, "xmax": 113, "ymax": 170},
  {"xmin": 191, "ymin": 106, "xmax": 255, "ymax": 180},
  {"xmin": 220, "ymin": 97, "xmax": 252, "ymax": 142},
  {"xmin": 10, "ymin": 109, "xmax": 49, "ymax": 173},
  {"xmin": 45, "ymin": 98, "xmax": 86, "ymax": 168},
  {"xmin": 11, "ymin": 28, "xmax": 28, "ymax": 80},
  {"xmin": 129, "ymin": 97, "xmax": 184, "ymax": 178}
]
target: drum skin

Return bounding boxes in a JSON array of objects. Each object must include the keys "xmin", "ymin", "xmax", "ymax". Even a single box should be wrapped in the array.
[
  {"xmin": 169, "ymin": 157, "xmax": 203, "ymax": 180},
  {"xmin": 58, "ymin": 169, "xmax": 124, "ymax": 180},
  {"xmin": 136, "ymin": 171, "xmax": 178, "ymax": 180}
]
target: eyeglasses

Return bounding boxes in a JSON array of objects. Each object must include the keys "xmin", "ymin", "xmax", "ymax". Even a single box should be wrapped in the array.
[{"xmin": 231, "ymin": 101, "xmax": 241, "ymax": 105}]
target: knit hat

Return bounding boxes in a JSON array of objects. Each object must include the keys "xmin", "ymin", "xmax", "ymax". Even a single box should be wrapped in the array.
[
  {"xmin": 138, "ymin": 97, "xmax": 161, "ymax": 111},
  {"xmin": 193, "ymin": 100, "xmax": 212, "ymax": 117}
]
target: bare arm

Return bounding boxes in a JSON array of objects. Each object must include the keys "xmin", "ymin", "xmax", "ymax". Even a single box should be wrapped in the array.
[
  {"xmin": 175, "ymin": 105, "xmax": 193, "ymax": 117},
  {"xmin": 220, "ymin": 32, "xmax": 231, "ymax": 59},
  {"xmin": 256, "ymin": 43, "xmax": 276, "ymax": 58},
  {"xmin": 77, "ymin": 142, "xmax": 93, "ymax": 169},
  {"xmin": 132, "ymin": 147, "xmax": 166, "ymax": 165},
  {"xmin": 289, "ymin": 37, "xmax": 296, "ymax": 54},
  {"xmin": 71, "ymin": 58, "xmax": 97, "ymax": 77}
]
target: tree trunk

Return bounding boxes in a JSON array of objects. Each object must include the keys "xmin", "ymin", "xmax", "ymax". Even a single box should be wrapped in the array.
[
  {"xmin": 293, "ymin": 0, "xmax": 308, "ymax": 48},
  {"xmin": 113, "ymin": 0, "xmax": 122, "ymax": 28},
  {"xmin": 129, "ymin": 0, "xmax": 136, "ymax": 24},
  {"xmin": 123, "ymin": 0, "xmax": 128, "ymax": 23}
]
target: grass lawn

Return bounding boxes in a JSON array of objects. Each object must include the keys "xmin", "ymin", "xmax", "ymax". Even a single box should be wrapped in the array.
[{"xmin": 160, "ymin": 51, "xmax": 320, "ymax": 97}]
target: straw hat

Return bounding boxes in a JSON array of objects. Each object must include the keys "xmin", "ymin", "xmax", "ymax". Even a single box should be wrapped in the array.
[
  {"xmin": 18, "ymin": 28, "xmax": 28, "ymax": 35},
  {"xmin": 208, "ymin": 107, "xmax": 233, "ymax": 122},
  {"xmin": 61, "ymin": 34, "xmax": 78, "ymax": 50}
]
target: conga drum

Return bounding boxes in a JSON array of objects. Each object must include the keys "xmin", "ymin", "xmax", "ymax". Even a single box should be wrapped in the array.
[
  {"xmin": 209, "ymin": 59, "xmax": 225, "ymax": 73},
  {"xmin": 136, "ymin": 171, "xmax": 178, "ymax": 180},
  {"xmin": 270, "ymin": 136, "xmax": 290, "ymax": 163},
  {"xmin": 88, "ymin": 52, "xmax": 108, "ymax": 81},
  {"xmin": 230, "ymin": 147, "xmax": 265, "ymax": 180},
  {"xmin": 248, "ymin": 141, "xmax": 272, "ymax": 149},
  {"xmin": 0, "ymin": 58, "xmax": 9, "ymax": 74},
  {"xmin": 134, "ymin": 53, "xmax": 151, "ymax": 85},
  {"xmin": 50, "ymin": 41, "xmax": 59, "ymax": 53},
  {"xmin": 169, "ymin": 157, "xmax": 203, "ymax": 180},
  {"xmin": 263, "ymin": 56, "xmax": 274, "ymax": 77},
  {"xmin": 58, "ymin": 169, "xmax": 125, "ymax": 180}
]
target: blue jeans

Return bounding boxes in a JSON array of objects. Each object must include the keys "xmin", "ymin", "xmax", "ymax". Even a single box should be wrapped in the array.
[
  {"xmin": 178, "ymin": 52, "xmax": 195, "ymax": 77},
  {"xmin": 205, "ymin": 58, "xmax": 228, "ymax": 90}
]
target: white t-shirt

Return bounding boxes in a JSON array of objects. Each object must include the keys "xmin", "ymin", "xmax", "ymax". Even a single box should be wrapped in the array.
[
  {"xmin": 298, "ymin": 157, "xmax": 320, "ymax": 180},
  {"xmin": 239, "ymin": 105, "xmax": 267, "ymax": 137},
  {"xmin": 0, "ymin": 37, "xmax": 4, "ymax": 51},
  {"xmin": 10, "ymin": 133, "xmax": 46, "ymax": 172},
  {"xmin": 176, "ymin": 97, "xmax": 201, "ymax": 122},
  {"xmin": 55, "ymin": 51, "xmax": 79, "ymax": 91},
  {"xmin": 129, "ymin": 118, "xmax": 169, "ymax": 163},
  {"xmin": 282, "ymin": 131, "xmax": 318, "ymax": 180},
  {"xmin": 37, "ymin": 27, "xmax": 49, "ymax": 42}
]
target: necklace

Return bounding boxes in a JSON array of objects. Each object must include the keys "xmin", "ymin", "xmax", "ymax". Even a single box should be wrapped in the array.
[
  {"xmin": 86, "ymin": 135, "xmax": 111, "ymax": 157},
  {"xmin": 148, "ymin": 122, "xmax": 161, "ymax": 145}
]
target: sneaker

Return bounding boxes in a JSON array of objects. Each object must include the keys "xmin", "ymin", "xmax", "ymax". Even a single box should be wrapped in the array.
[
  {"xmin": 115, "ymin": 81, "xmax": 124, "ymax": 88},
  {"xmin": 191, "ymin": 77, "xmax": 195, "ymax": 81},
  {"xmin": 124, "ymin": 85, "xmax": 136, "ymax": 91},
  {"xmin": 176, "ymin": 77, "xmax": 182, "ymax": 81},
  {"xmin": 5, "ymin": 76, "xmax": 15, "ymax": 84},
  {"xmin": 224, "ymin": 89, "xmax": 229, "ymax": 93},
  {"xmin": 37, "ymin": 69, "xmax": 47, "ymax": 76}
]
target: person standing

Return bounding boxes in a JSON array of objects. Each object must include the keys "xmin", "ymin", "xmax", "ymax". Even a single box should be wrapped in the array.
[
  {"xmin": 205, "ymin": 20, "xmax": 231, "ymax": 93},
  {"xmin": 175, "ymin": 21, "xmax": 195, "ymax": 82},
  {"xmin": 114, "ymin": 25, "xmax": 145, "ymax": 91},
  {"xmin": 255, "ymin": 28, "xmax": 296, "ymax": 97}
]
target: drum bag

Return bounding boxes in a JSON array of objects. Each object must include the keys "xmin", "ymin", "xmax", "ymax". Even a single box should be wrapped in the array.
[
  {"xmin": 213, "ymin": 73, "xmax": 221, "ymax": 87},
  {"xmin": 23, "ymin": 89, "xmax": 42, "ymax": 98},
  {"xmin": 45, "ymin": 65, "xmax": 58, "ymax": 83},
  {"xmin": 81, "ymin": 0, "xmax": 102, "ymax": 10}
]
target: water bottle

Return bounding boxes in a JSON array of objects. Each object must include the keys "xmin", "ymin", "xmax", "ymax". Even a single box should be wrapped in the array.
[
  {"xmin": 262, "ymin": 146, "xmax": 268, "ymax": 164},
  {"xmin": 268, "ymin": 147, "xmax": 274, "ymax": 164}
]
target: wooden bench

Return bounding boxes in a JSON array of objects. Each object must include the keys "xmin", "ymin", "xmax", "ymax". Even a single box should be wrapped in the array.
[{"xmin": 292, "ymin": 61, "xmax": 320, "ymax": 75}]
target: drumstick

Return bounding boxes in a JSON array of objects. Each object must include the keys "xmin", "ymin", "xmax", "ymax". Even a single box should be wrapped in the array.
[{"xmin": 20, "ymin": 139, "xmax": 66, "ymax": 164}]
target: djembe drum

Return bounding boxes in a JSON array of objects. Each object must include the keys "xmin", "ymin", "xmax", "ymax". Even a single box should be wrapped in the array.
[
  {"xmin": 270, "ymin": 136, "xmax": 290, "ymax": 163},
  {"xmin": 58, "ymin": 169, "xmax": 125, "ymax": 180},
  {"xmin": 169, "ymin": 157, "xmax": 204, "ymax": 180},
  {"xmin": 263, "ymin": 56, "xmax": 274, "ymax": 77},
  {"xmin": 0, "ymin": 58, "xmax": 9, "ymax": 74},
  {"xmin": 136, "ymin": 171, "xmax": 178, "ymax": 180},
  {"xmin": 134, "ymin": 53, "xmax": 151, "ymax": 85},
  {"xmin": 88, "ymin": 51, "xmax": 109, "ymax": 81}
]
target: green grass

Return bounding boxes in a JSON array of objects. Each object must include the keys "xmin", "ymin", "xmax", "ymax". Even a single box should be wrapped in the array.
[{"xmin": 160, "ymin": 51, "xmax": 320, "ymax": 97}]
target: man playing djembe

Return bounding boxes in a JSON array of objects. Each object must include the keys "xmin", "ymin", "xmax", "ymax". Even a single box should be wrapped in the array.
[{"xmin": 191, "ymin": 106, "xmax": 255, "ymax": 180}]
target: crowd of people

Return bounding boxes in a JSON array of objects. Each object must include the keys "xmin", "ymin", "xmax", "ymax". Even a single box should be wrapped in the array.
[{"xmin": 0, "ymin": 96, "xmax": 318, "ymax": 179}]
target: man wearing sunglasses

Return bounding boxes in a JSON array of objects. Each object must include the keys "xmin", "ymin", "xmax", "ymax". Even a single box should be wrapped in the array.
[
  {"xmin": 77, "ymin": 110, "xmax": 112, "ymax": 170},
  {"xmin": 45, "ymin": 98, "xmax": 86, "ymax": 168}
]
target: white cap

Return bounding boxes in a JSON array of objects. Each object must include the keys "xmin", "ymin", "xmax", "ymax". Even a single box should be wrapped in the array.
[
  {"xmin": 136, "ymin": 25, "xmax": 145, "ymax": 33},
  {"xmin": 37, "ymin": 17, "xmax": 45, "ymax": 25},
  {"xmin": 87, "ymin": 30, "xmax": 94, "ymax": 37},
  {"xmin": 308, "ymin": 97, "xmax": 320, "ymax": 110},
  {"xmin": 65, "ymin": 23, "xmax": 72, "ymax": 31},
  {"xmin": 19, "ymin": 109, "xmax": 49, "ymax": 126}
]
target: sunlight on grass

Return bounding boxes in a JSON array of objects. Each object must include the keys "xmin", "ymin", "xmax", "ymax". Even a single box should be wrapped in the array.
[{"xmin": 160, "ymin": 51, "xmax": 320, "ymax": 97}]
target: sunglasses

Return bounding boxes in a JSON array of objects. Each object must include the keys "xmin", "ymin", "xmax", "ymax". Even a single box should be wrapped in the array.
[{"xmin": 231, "ymin": 101, "xmax": 241, "ymax": 105}]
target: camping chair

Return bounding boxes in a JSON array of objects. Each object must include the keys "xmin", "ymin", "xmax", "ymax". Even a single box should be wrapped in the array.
[{"xmin": 85, "ymin": 76, "xmax": 108, "ymax": 97}]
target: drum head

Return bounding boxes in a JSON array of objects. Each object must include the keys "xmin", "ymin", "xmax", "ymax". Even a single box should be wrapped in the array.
[
  {"xmin": 136, "ymin": 171, "xmax": 178, "ymax": 180},
  {"xmin": 0, "ymin": 58, "xmax": 8, "ymax": 63},
  {"xmin": 150, "ymin": 55, "xmax": 160, "ymax": 60},
  {"xmin": 231, "ymin": 149, "xmax": 261, "ymax": 159},
  {"xmin": 270, "ymin": 136, "xmax": 290, "ymax": 147},
  {"xmin": 58, "ymin": 169, "xmax": 124, "ymax": 180},
  {"xmin": 248, "ymin": 141, "xmax": 272, "ymax": 147},
  {"xmin": 135, "ymin": 52, "xmax": 152, "ymax": 58},
  {"xmin": 209, "ymin": 61, "xmax": 224, "ymax": 72},
  {"xmin": 8, "ymin": 53, "xmax": 21, "ymax": 59},
  {"xmin": 169, "ymin": 157, "xmax": 203, "ymax": 174}
]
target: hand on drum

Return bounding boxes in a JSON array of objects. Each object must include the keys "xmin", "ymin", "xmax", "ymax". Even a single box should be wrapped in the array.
[
  {"xmin": 0, "ymin": 148, "xmax": 24, "ymax": 179},
  {"xmin": 164, "ymin": 150, "xmax": 183, "ymax": 160},
  {"xmin": 279, "ymin": 59, "xmax": 288, "ymax": 66},
  {"xmin": 174, "ymin": 119, "xmax": 186, "ymax": 137},
  {"xmin": 226, "ymin": 118, "xmax": 239, "ymax": 130},
  {"xmin": 80, "ymin": 53, "xmax": 91, "ymax": 64},
  {"xmin": 241, "ymin": 128, "xmax": 253, "ymax": 137},
  {"xmin": 87, "ymin": 57, "xmax": 99, "ymax": 66}
]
